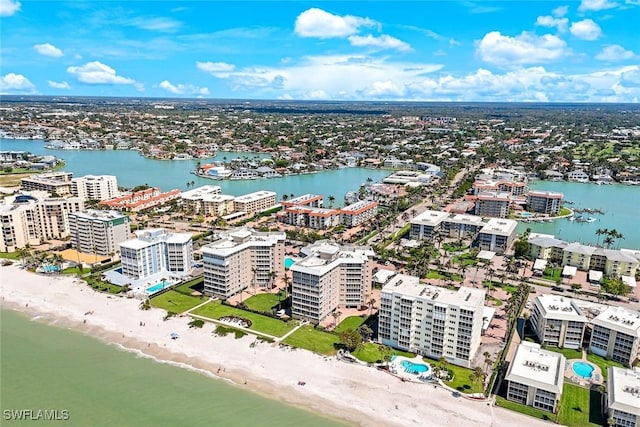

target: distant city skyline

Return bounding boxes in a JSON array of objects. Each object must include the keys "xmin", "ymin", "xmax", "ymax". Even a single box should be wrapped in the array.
[{"xmin": 1, "ymin": 1, "xmax": 639, "ymax": 102}]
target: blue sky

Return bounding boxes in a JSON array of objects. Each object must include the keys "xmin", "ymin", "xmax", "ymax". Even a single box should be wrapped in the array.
[{"xmin": 1, "ymin": 1, "xmax": 639, "ymax": 102}]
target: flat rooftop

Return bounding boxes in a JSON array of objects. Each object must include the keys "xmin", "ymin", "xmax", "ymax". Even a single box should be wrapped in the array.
[
  {"xmin": 506, "ymin": 342, "xmax": 565, "ymax": 393},
  {"xmin": 381, "ymin": 274, "xmax": 485, "ymax": 309},
  {"xmin": 480, "ymin": 218, "xmax": 517, "ymax": 235},
  {"xmin": 534, "ymin": 295, "xmax": 587, "ymax": 321},
  {"xmin": 592, "ymin": 306, "xmax": 640, "ymax": 337},
  {"xmin": 608, "ymin": 367, "xmax": 640, "ymax": 416},
  {"xmin": 411, "ymin": 209, "xmax": 449, "ymax": 227}
]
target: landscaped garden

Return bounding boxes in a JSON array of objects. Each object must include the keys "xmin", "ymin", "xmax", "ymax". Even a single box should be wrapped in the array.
[
  {"xmin": 191, "ymin": 301, "xmax": 296, "ymax": 337},
  {"xmin": 150, "ymin": 290, "xmax": 204, "ymax": 314},
  {"xmin": 426, "ymin": 270, "xmax": 463, "ymax": 282},
  {"xmin": 352, "ymin": 342, "xmax": 414, "ymax": 363},
  {"xmin": 334, "ymin": 315, "xmax": 367, "ymax": 334},
  {"xmin": 557, "ymin": 384, "xmax": 603, "ymax": 427},
  {"xmin": 244, "ymin": 292, "xmax": 285, "ymax": 313},
  {"xmin": 282, "ymin": 325, "xmax": 340, "ymax": 355},
  {"xmin": 543, "ymin": 267, "xmax": 562, "ymax": 281}
]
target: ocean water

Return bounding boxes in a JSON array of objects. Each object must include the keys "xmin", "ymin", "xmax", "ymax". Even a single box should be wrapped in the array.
[
  {"xmin": 518, "ymin": 180, "xmax": 640, "ymax": 248},
  {"xmin": 0, "ymin": 139, "xmax": 389, "ymax": 205},
  {"xmin": 0, "ymin": 309, "xmax": 347, "ymax": 427}
]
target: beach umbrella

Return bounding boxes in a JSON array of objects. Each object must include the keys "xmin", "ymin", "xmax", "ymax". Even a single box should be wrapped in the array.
[{"xmin": 170, "ymin": 332, "xmax": 179, "ymax": 340}]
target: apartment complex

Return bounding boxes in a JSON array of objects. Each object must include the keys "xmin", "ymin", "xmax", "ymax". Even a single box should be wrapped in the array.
[
  {"xmin": 180, "ymin": 185, "xmax": 235, "ymax": 217},
  {"xmin": 0, "ymin": 191, "xmax": 84, "ymax": 252},
  {"xmin": 119, "ymin": 228, "xmax": 193, "ymax": 280},
  {"xmin": 340, "ymin": 200, "xmax": 378, "ymax": 227},
  {"xmin": 477, "ymin": 218, "xmax": 518, "ymax": 253},
  {"xmin": 99, "ymin": 187, "xmax": 181, "ymax": 212},
  {"xmin": 21, "ymin": 171, "xmax": 73, "ymax": 195},
  {"xmin": 607, "ymin": 367, "xmax": 640, "ymax": 427},
  {"xmin": 590, "ymin": 306, "xmax": 640, "ymax": 366},
  {"xmin": 232, "ymin": 191, "xmax": 277, "ymax": 214},
  {"xmin": 530, "ymin": 295, "xmax": 588, "ymax": 349},
  {"xmin": 472, "ymin": 179, "xmax": 527, "ymax": 196},
  {"xmin": 279, "ymin": 206, "xmax": 341, "ymax": 230},
  {"xmin": 378, "ymin": 274, "xmax": 485, "ymax": 368},
  {"xmin": 505, "ymin": 342, "xmax": 565, "ymax": 413},
  {"xmin": 526, "ymin": 191, "xmax": 564, "ymax": 215},
  {"xmin": 281, "ymin": 194, "xmax": 323, "ymax": 208},
  {"xmin": 528, "ymin": 234, "xmax": 640, "ymax": 277},
  {"xmin": 474, "ymin": 191, "xmax": 510, "ymax": 218},
  {"xmin": 201, "ymin": 228, "xmax": 285, "ymax": 299},
  {"xmin": 290, "ymin": 241, "xmax": 374, "ymax": 323},
  {"xmin": 71, "ymin": 175, "xmax": 119, "ymax": 201},
  {"xmin": 68, "ymin": 210, "xmax": 130, "ymax": 256}
]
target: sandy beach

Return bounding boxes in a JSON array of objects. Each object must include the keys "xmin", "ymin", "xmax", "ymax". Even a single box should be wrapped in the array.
[{"xmin": 0, "ymin": 264, "xmax": 553, "ymax": 427}]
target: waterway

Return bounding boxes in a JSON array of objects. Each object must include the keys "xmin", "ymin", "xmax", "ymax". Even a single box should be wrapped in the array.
[
  {"xmin": 0, "ymin": 309, "xmax": 347, "ymax": 427},
  {"xmin": 518, "ymin": 180, "xmax": 640, "ymax": 249},
  {"xmin": 0, "ymin": 139, "xmax": 389, "ymax": 206}
]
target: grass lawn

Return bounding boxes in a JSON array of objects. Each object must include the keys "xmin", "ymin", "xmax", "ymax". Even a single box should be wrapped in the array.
[
  {"xmin": 495, "ymin": 396, "xmax": 555, "ymax": 422},
  {"xmin": 282, "ymin": 325, "xmax": 340, "ymax": 355},
  {"xmin": 586, "ymin": 353, "xmax": 625, "ymax": 380},
  {"xmin": 557, "ymin": 384, "xmax": 603, "ymax": 427},
  {"xmin": 85, "ymin": 275, "xmax": 123, "ymax": 294},
  {"xmin": 244, "ymin": 293, "xmax": 283, "ymax": 313},
  {"xmin": 426, "ymin": 270, "xmax": 464, "ymax": 282},
  {"xmin": 351, "ymin": 342, "xmax": 414, "ymax": 363},
  {"xmin": 192, "ymin": 301, "xmax": 296, "ymax": 337},
  {"xmin": 422, "ymin": 358, "xmax": 480, "ymax": 394},
  {"xmin": 150, "ymin": 290, "xmax": 204, "ymax": 314},
  {"xmin": 62, "ymin": 266, "xmax": 92, "ymax": 275},
  {"xmin": 334, "ymin": 315, "xmax": 367, "ymax": 333},
  {"xmin": 545, "ymin": 346, "xmax": 582, "ymax": 360},
  {"xmin": 543, "ymin": 267, "xmax": 562, "ymax": 281},
  {"xmin": 426, "ymin": 270, "xmax": 446, "ymax": 280},
  {"xmin": 174, "ymin": 277, "xmax": 204, "ymax": 294},
  {"xmin": 0, "ymin": 252, "xmax": 21, "ymax": 260},
  {"xmin": 486, "ymin": 296, "xmax": 503, "ymax": 307}
]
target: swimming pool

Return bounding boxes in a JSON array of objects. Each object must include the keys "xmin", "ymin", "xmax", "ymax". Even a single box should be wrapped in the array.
[
  {"xmin": 284, "ymin": 257, "xmax": 295, "ymax": 269},
  {"xmin": 520, "ymin": 212, "xmax": 533, "ymax": 218},
  {"xmin": 572, "ymin": 361, "xmax": 595, "ymax": 379},
  {"xmin": 42, "ymin": 265, "xmax": 60, "ymax": 273},
  {"xmin": 400, "ymin": 360, "xmax": 429, "ymax": 375},
  {"xmin": 146, "ymin": 281, "xmax": 171, "ymax": 294}
]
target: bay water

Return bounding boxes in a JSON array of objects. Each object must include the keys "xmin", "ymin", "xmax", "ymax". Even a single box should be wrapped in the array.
[{"xmin": 0, "ymin": 309, "xmax": 347, "ymax": 427}]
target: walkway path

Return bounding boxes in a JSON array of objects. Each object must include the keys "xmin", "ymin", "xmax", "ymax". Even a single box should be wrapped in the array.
[
  {"xmin": 277, "ymin": 320, "xmax": 308, "ymax": 342},
  {"xmin": 184, "ymin": 297, "xmax": 216, "ymax": 315}
]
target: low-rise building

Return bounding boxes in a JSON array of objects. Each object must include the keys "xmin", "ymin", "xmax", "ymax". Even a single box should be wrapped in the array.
[
  {"xmin": 590, "ymin": 306, "xmax": 640, "ymax": 366},
  {"xmin": 477, "ymin": 218, "xmax": 517, "ymax": 253},
  {"xmin": 527, "ymin": 191, "xmax": 564, "ymax": 215},
  {"xmin": 281, "ymin": 194, "xmax": 323, "ymax": 208},
  {"xmin": 530, "ymin": 295, "xmax": 588, "ymax": 349},
  {"xmin": 340, "ymin": 200, "xmax": 378, "ymax": 227},
  {"xmin": 505, "ymin": 342, "xmax": 565, "ymax": 413},
  {"xmin": 607, "ymin": 367, "xmax": 640, "ymax": 427},
  {"xmin": 68, "ymin": 210, "xmax": 130, "ymax": 257},
  {"xmin": 279, "ymin": 206, "xmax": 341, "ymax": 230},
  {"xmin": 233, "ymin": 191, "xmax": 277, "ymax": 215},
  {"xmin": 21, "ymin": 171, "xmax": 73, "ymax": 195},
  {"xmin": 378, "ymin": 274, "xmax": 485, "ymax": 368},
  {"xmin": 201, "ymin": 228, "xmax": 285, "ymax": 299},
  {"xmin": 99, "ymin": 187, "xmax": 181, "ymax": 212},
  {"xmin": 291, "ymin": 241, "xmax": 374, "ymax": 323}
]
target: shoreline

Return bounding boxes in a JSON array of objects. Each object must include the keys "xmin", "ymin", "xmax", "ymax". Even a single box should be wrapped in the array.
[{"xmin": 0, "ymin": 265, "xmax": 550, "ymax": 427}]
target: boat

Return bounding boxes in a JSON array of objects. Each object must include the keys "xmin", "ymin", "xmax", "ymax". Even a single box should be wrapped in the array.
[{"xmin": 586, "ymin": 217, "xmax": 597, "ymax": 223}]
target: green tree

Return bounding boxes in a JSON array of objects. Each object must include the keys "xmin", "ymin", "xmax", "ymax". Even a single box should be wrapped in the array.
[{"xmin": 339, "ymin": 329, "xmax": 363, "ymax": 352}]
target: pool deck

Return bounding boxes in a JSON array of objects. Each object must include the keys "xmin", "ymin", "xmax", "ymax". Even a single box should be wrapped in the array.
[
  {"xmin": 564, "ymin": 356, "xmax": 603, "ymax": 387},
  {"xmin": 389, "ymin": 356, "xmax": 432, "ymax": 382}
]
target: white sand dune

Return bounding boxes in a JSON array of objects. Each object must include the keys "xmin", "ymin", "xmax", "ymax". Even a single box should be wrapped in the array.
[{"xmin": 0, "ymin": 265, "xmax": 554, "ymax": 427}]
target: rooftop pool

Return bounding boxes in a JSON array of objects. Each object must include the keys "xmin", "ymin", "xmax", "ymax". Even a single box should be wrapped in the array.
[{"xmin": 284, "ymin": 257, "xmax": 295, "ymax": 269}]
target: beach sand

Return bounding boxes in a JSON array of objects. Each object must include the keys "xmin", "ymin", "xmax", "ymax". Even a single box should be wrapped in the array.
[{"xmin": 0, "ymin": 264, "xmax": 553, "ymax": 427}]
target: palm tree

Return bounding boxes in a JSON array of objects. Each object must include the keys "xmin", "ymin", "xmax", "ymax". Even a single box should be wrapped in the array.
[
  {"xmin": 595, "ymin": 228, "xmax": 608, "ymax": 246},
  {"xmin": 252, "ymin": 267, "xmax": 258, "ymax": 294},
  {"xmin": 328, "ymin": 195, "xmax": 335, "ymax": 208},
  {"xmin": 331, "ymin": 310, "xmax": 341, "ymax": 327},
  {"xmin": 469, "ymin": 366, "xmax": 486, "ymax": 393},
  {"xmin": 603, "ymin": 236, "xmax": 615, "ymax": 249},
  {"xmin": 483, "ymin": 351, "xmax": 492, "ymax": 375},
  {"xmin": 368, "ymin": 297, "xmax": 376, "ymax": 316}
]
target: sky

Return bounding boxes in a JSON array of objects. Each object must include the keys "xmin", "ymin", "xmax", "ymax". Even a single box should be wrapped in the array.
[{"xmin": 1, "ymin": 1, "xmax": 639, "ymax": 102}]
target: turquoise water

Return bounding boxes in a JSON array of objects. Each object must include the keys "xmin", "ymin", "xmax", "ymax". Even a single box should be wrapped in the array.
[
  {"xmin": 400, "ymin": 360, "xmax": 429, "ymax": 374},
  {"xmin": 0, "ymin": 139, "xmax": 389, "ymax": 205},
  {"xmin": 519, "ymin": 212, "xmax": 533, "ymax": 218},
  {"xmin": 519, "ymin": 180, "xmax": 640, "ymax": 248},
  {"xmin": 572, "ymin": 361, "xmax": 595, "ymax": 379},
  {"xmin": 284, "ymin": 257, "xmax": 295, "ymax": 269},
  {"xmin": 0, "ymin": 309, "xmax": 348, "ymax": 427},
  {"xmin": 42, "ymin": 265, "xmax": 60, "ymax": 273},
  {"xmin": 146, "ymin": 281, "xmax": 171, "ymax": 294}
]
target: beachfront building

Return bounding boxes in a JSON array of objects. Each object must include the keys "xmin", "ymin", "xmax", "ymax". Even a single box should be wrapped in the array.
[
  {"xmin": 68, "ymin": 210, "xmax": 130, "ymax": 257},
  {"xmin": 232, "ymin": 191, "xmax": 277, "ymax": 215},
  {"xmin": 201, "ymin": 228, "xmax": 285, "ymax": 299},
  {"xmin": 71, "ymin": 175, "xmax": 119, "ymax": 201},
  {"xmin": 119, "ymin": 228, "xmax": 193, "ymax": 280},
  {"xmin": 378, "ymin": 274, "xmax": 485, "ymax": 368},
  {"xmin": 527, "ymin": 235, "xmax": 640, "ymax": 277},
  {"xmin": 0, "ymin": 191, "xmax": 84, "ymax": 252},
  {"xmin": 474, "ymin": 191, "xmax": 510, "ymax": 218},
  {"xmin": 21, "ymin": 171, "xmax": 73, "ymax": 195},
  {"xmin": 340, "ymin": 200, "xmax": 378, "ymax": 227},
  {"xmin": 530, "ymin": 295, "xmax": 588, "ymax": 349},
  {"xmin": 477, "ymin": 218, "xmax": 518, "ymax": 253},
  {"xmin": 504, "ymin": 342, "xmax": 565, "ymax": 413},
  {"xmin": 281, "ymin": 194, "xmax": 323, "ymax": 208},
  {"xmin": 526, "ymin": 191, "xmax": 564, "ymax": 215},
  {"xmin": 290, "ymin": 241, "xmax": 374, "ymax": 323},
  {"xmin": 589, "ymin": 306, "xmax": 640, "ymax": 366},
  {"xmin": 607, "ymin": 367, "xmax": 640, "ymax": 427},
  {"xmin": 99, "ymin": 187, "xmax": 181, "ymax": 212}
]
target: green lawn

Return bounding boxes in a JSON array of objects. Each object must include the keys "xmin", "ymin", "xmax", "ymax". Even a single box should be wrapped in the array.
[
  {"xmin": 334, "ymin": 315, "xmax": 367, "ymax": 333},
  {"xmin": 543, "ymin": 267, "xmax": 562, "ymax": 281},
  {"xmin": 422, "ymin": 358, "xmax": 480, "ymax": 394},
  {"xmin": 62, "ymin": 266, "xmax": 92, "ymax": 275},
  {"xmin": 244, "ymin": 293, "xmax": 283, "ymax": 313},
  {"xmin": 282, "ymin": 325, "xmax": 340, "ymax": 355},
  {"xmin": 426, "ymin": 270, "xmax": 464, "ymax": 282},
  {"xmin": 545, "ymin": 346, "xmax": 583, "ymax": 360},
  {"xmin": 150, "ymin": 290, "xmax": 204, "ymax": 314},
  {"xmin": 0, "ymin": 252, "xmax": 21, "ymax": 260},
  {"xmin": 495, "ymin": 396, "xmax": 555, "ymax": 422},
  {"xmin": 557, "ymin": 384, "xmax": 603, "ymax": 427},
  {"xmin": 486, "ymin": 296, "xmax": 503, "ymax": 307},
  {"xmin": 192, "ymin": 301, "xmax": 296, "ymax": 337},
  {"xmin": 351, "ymin": 342, "xmax": 415, "ymax": 363},
  {"xmin": 586, "ymin": 353, "xmax": 625, "ymax": 380},
  {"xmin": 174, "ymin": 277, "xmax": 204, "ymax": 294}
]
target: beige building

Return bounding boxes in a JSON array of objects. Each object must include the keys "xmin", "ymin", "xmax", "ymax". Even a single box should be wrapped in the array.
[
  {"xmin": 340, "ymin": 200, "xmax": 378, "ymax": 227},
  {"xmin": 233, "ymin": 191, "xmax": 277, "ymax": 215},
  {"xmin": 526, "ymin": 191, "xmax": 563, "ymax": 215},
  {"xmin": 477, "ymin": 218, "xmax": 518, "ymax": 253},
  {"xmin": 0, "ymin": 191, "xmax": 84, "ymax": 252},
  {"xmin": 290, "ymin": 241, "xmax": 374, "ymax": 323},
  {"xmin": 505, "ymin": 342, "xmax": 565, "ymax": 413},
  {"xmin": 201, "ymin": 228, "xmax": 285, "ymax": 299},
  {"xmin": 71, "ymin": 175, "xmax": 119, "ymax": 200},
  {"xmin": 68, "ymin": 210, "xmax": 130, "ymax": 257},
  {"xmin": 530, "ymin": 295, "xmax": 588, "ymax": 349},
  {"xmin": 607, "ymin": 367, "xmax": 640, "ymax": 427},
  {"xmin": 590, "ymin": 306, "xmax": 640, "ymax": 366},
  {"xmin": 474, "ymin": 191, "xmax": 510, "ymax": 218},
  {"xmin": 21, "ymin": 171, "xmax": 73, "ymax": 195},
  {"xmin": 379, "ymin": 274, "xmax": 485, "ymax": 368}
]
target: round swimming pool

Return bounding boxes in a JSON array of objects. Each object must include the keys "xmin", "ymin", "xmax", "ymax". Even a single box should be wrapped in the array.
[
  {"xmin": 400, "ymin": 360, "xmax": 429, "ymax": 374},
  {"xmin": 572, "ymin": 361, "xmax": 595, "ymax": 379}
]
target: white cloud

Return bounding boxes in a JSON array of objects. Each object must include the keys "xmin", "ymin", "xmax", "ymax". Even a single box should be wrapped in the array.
[
  {"xmin": 196, "ymin": 61, "xmax": 236, "ymax": 73},
  {"xmin": 0, "ymin": 0, "xmax": 21, "ymax": 17},
  {"xmin": 535, "ymin": 15, "xmax": 569, "ymax": 32},
  {"xmin": 552, "ymin": 5, "xmax": 569, "ymax": 16},
  {"xmin": 294, "ymin": 8, "xmax": 376, "ymax": 38},
  {"xmin": 127, "ymin": 16, "xmax": 181, "ymax": 32},
  {"xmin": 158, "ymin": 80, "xmax": 209, "ymax": 96},
  {"xmin": 476, "ymin": 31, "xmax": 568, "ymax": 66},
  {"xmin": 578, "ymin": 0, "xmax": 618, "ymax": 11},
  {"xmin": 570, "ymin": 19, "xmax": 602, "ymax": 40},
  {"xmin": 33, "ymin": 43, "xmax": 64, "ymax": 58},
  {"xmin": 596, "ymin": 44, "xmax": 636, "ymax": 61},
  {"xmin": 0, "ymin": 73, "xmax": 35, "ymax": 94},
  {"xmin": 67, "ymin": 61, "xmax": 136, "ymax": 85},
  {"xmin": 47, "ymin": 80, "xmax": 71, "ymax": 90},
  {"xmin": 347, "ymin": 34, "xmax": 412, "ymax": 52}
]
